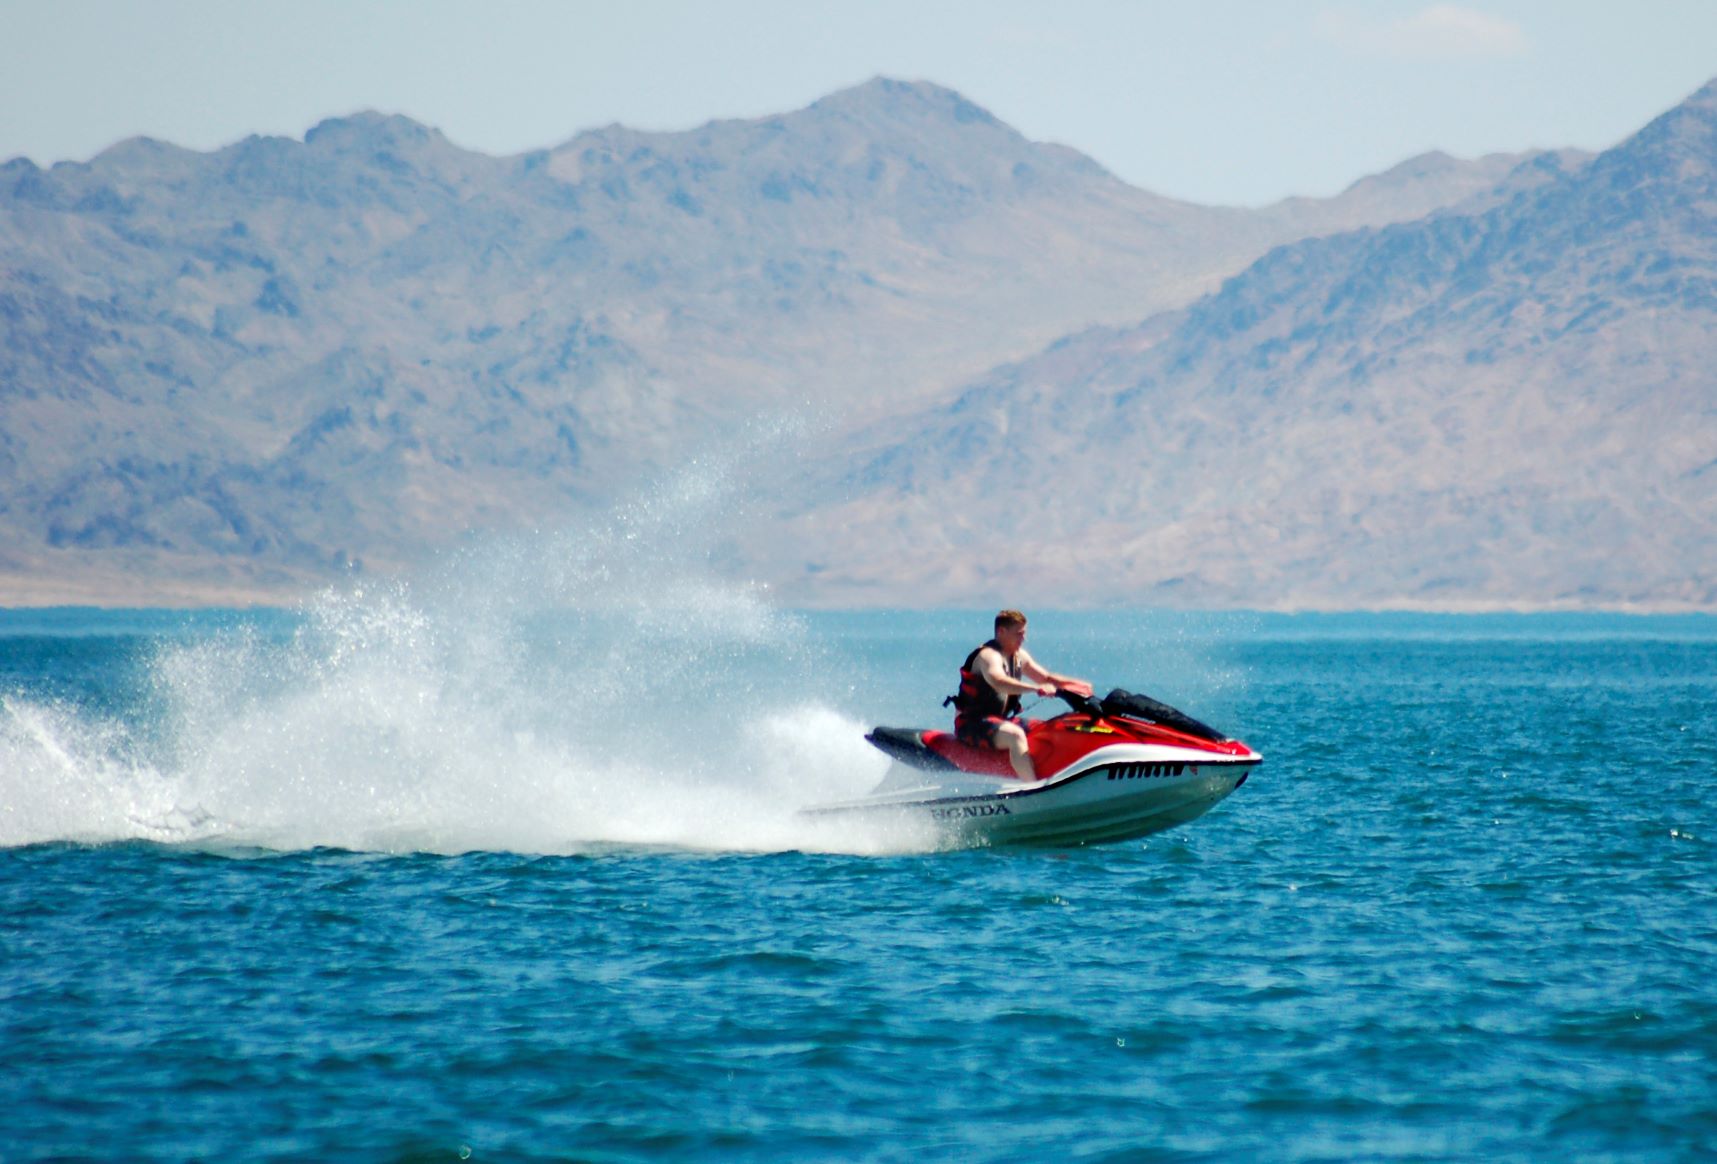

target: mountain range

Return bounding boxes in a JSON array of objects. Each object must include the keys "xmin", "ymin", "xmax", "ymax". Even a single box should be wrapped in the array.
[
  {"xmin": 764, "ymin": 79, "xmax": 1715, "ymax": 609},
  {"xmin": 1, "ymin": 75, "xmax": 1705, "ymax": 609}
]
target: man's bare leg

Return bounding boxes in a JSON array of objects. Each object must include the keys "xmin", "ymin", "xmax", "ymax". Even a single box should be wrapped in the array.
[{"xmin": 994, "ymin": 721, "xmax": 1035, "ymax": 780}]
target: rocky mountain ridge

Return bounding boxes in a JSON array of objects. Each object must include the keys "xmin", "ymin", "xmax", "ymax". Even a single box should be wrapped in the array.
[
  {"xmin": 0, "ymin": 77, "xmax": 1649, "ymax": 606},
  {"xmin": 764, "ymin": 79, "xmax": 1717, "ymax": 609}
]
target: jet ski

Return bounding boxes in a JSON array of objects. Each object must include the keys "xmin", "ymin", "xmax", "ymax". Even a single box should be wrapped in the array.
[{"xmin": 806, "ymin": 688, "xmax": 1261, "ymax": 846}]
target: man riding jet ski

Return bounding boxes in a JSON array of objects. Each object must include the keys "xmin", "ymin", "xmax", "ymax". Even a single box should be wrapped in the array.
[
  {"xmin": 949, "ymin": 609, "xmax": 1093, "ymax": 779},
  {"xmin": 805, "ymin": 611, "xmax": 1261, "ymax": 846}
]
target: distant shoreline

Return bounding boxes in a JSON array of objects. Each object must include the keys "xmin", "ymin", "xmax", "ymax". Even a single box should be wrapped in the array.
[{"xmin": 3, "ymin": 598, "xmax": 1713, "ymax": 619}]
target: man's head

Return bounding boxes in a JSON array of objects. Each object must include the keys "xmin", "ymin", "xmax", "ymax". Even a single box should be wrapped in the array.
[{"xmin": 994, "ymin": 609, "xmax": 1027, "ymax": 651}]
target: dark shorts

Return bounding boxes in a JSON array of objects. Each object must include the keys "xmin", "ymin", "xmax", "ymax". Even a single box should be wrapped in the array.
[{"xmin": 955, "ymin": 714, "xmax": 1014, "ymax": 747}]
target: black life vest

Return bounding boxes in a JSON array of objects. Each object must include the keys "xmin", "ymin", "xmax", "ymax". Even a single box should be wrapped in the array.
[{"xmin": 946, "ymin": 639, "xmax": 1022, "ymax": 720}]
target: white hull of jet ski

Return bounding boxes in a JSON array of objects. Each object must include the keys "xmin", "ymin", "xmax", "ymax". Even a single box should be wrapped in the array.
[{"xmin": 806, "ymin": 741, "xmax": 1259, "ymax": 847}]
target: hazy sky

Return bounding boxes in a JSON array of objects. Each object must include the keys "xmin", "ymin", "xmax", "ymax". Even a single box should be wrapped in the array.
[{"xmin": 4, "ymin": 1, "xmax": 1715, "ymax": 206}]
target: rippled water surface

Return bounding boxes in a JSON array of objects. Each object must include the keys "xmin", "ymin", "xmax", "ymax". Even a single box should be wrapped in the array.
[{"xmin": 3, "ymin": 606, "xmax": 1714, "ymax": 1161}]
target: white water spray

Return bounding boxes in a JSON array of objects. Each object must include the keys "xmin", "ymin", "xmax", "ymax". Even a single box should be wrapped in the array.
[{"xmin": 0, "ymin": 454, "xmax": 922, "ymax": 855}]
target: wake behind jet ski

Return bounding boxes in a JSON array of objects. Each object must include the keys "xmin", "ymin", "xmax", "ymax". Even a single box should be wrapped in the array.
[{"xmin": 806, "ymin": 687, "xmax": 1261, "ymax": 847}]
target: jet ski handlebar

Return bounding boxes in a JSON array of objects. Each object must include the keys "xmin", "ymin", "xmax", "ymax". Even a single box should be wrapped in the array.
[{"xmin": 1054, "ymin": 686, "xmax": 1104, "ymax": 717}]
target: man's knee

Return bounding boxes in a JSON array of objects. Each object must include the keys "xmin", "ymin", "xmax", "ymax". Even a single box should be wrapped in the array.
[{"xmin": 994, "ymin": 722, "xmax": 1027, "ymax": 750}]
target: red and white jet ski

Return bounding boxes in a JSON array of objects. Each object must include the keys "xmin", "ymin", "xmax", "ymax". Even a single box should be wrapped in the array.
[{"xmin": 807, "ymin": 689, "xmax": 1260, "ymax": 846}]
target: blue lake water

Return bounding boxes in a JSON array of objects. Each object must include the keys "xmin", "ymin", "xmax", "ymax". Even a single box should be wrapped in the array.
[{"xmin": 2, "ymin": 597, "xmax": 1714, "ymax": 1161}]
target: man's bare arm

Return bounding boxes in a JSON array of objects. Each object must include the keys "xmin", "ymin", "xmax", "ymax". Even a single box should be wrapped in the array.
[
  {"xmin": 981, "ymin": 648, "xmax": 1056, "ymax": 698},
  {"xmin": 1019, "ymin": 650, "xmax": 1093, "ymax": 698}
]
